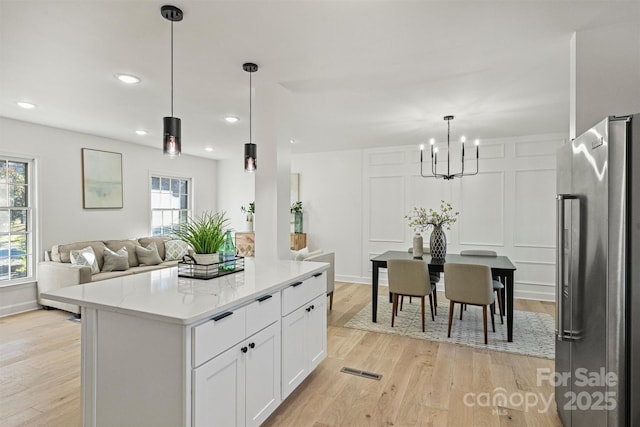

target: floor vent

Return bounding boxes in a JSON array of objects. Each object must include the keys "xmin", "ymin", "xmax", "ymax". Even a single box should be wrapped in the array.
[{"xmin": 340, "ymin": 367, "xmax": 382, "ymax": 380}]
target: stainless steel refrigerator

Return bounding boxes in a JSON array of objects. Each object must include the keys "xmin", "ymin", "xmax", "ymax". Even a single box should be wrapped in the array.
[{"xmin": 556, "ymin": 114, "xmax": 639, "ymax": 426}]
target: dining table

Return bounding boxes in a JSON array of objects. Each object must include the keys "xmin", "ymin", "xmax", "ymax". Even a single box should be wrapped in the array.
[{"xmin": 370, "ymin": 250, "xmax": 517, "ymax": 342}]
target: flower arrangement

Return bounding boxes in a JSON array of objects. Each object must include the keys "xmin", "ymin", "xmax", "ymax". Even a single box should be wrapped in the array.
[
  {"xmin": 241, "ymin": 201, "xmax": 255, "ymax": 215},
  {"xmin": 405, "ymin": 200, "xmax": 459, "ymax": 232},
  {"xmin": 290, "ymin": 201, "xmax": 303, "ymax": 214}
]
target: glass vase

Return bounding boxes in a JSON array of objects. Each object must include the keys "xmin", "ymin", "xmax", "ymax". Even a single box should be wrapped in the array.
[{"xmin": 294, "ymin": 211, "xmax": 303, "ymax": 233}]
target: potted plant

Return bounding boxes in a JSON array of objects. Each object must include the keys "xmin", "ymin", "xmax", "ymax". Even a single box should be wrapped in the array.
[
  {"xmin": 405, "ymin": 200, "xmax": 459, "ymax": 260},
  {"xmin": 241, "ymin": 201, "xmax": 255, "ymax": 232},
  {"xmin": 290, "ymin": 201, "xmax": 303, "ymax": 233},
  {"xmin": 172, "ymin": 210, "xmax": 230, "ymax": 265}
]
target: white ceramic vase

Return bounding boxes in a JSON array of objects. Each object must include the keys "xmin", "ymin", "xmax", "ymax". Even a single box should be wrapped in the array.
[{"xmin": 412, "ymin": 233, "xmax": 423, "ymax": 258}]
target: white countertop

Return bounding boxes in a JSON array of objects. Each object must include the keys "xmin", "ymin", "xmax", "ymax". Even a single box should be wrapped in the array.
[{"xmin": 41, "ymin": 258, "xmax": 328, "ymax": 325}]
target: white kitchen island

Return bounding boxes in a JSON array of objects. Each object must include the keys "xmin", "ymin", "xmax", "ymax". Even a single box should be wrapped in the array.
[{"xmin": 42, "ymin": 258, "xmax": 329, "ymax": 427}]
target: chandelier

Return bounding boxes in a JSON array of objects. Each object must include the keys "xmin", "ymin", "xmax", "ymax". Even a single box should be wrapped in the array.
[{"xmin": 420, "ymin": 115, "xmax": 479, "ymax": 180}]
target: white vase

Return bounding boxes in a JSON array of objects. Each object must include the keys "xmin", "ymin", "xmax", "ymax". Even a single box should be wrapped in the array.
[
  {"xmin": 412, "ymin": 233, "xmax": 423, "ymax": 258},
  {"xmin": 192, "ymin": 253, "xmax": 219, "ymax": 265},
  {"xmin": 244, "ymin": 213, "xmax": 254, "ymax": 232}
]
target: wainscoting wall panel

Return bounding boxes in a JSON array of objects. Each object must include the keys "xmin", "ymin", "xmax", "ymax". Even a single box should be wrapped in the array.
[
  {"xmin": 368, "ymin": 176, "xmax": 405, "ymax": 242},
  {"xmin": 362, "ymin": 135, "xmax": 565, "ymax": 301},
  {"xmin": 458, "ymin": 172, "xmax": 505, "ymax": 246},
  {"xmin": 369, "ymin": 150, "xmax": 406, "ymax": 166},
  {"xmin": 514, "ymin": 169, "xmax": 556, "ymax": 248}
]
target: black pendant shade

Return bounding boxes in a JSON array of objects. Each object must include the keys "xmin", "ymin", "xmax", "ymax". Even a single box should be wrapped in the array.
[
  {"xmin": 244, "ymin": 142, "xmax": 257, "ymax": 171},
  {"xmin": 163, "ymin": 116, "xmax": 181, "ymax": 158}
]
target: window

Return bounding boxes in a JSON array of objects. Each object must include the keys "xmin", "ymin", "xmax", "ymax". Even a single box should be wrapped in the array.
[
  {"xmin": 150, "ymin": 175, "xmax": 191, "ymax": 236},
  {"xmin": 0, "ymin": 157, "xmax": 33, "ymax": 283}
]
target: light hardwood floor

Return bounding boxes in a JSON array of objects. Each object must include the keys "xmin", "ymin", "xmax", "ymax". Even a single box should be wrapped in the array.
[{"xmin": 0, "ymin": 282, "xmax": 561, "ymax": 426}]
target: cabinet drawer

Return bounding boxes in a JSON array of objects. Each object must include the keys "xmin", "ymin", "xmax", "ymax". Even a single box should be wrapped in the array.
[
  {"xmin": 282, "ymin": 272, "xmax": 326, "ymax": 316},
  {"xmin": 246, "ymin": 292, "xmax": 280, "ymax": 337},
  {"xmin": 193, "ymin": 306, "xmax": 246, "ymax": 368}
]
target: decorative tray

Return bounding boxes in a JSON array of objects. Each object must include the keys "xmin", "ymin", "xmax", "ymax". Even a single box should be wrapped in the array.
[{"xmin": 178, "ymin": 255, "xmax": 245, "ymax": 280}]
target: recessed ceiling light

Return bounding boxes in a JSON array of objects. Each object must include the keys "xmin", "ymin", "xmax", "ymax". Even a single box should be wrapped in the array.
[
  {"xmin": 115, "ymin": 73, "xmax": 141, "ymax": 84},
  {"xmin": 205, "ymin": 147, "xmax": 214, "ymax": 152},
  {"xmin": 224, "ymin": 116, "xmax": 239, "ymax": 123},
  {"xmin": 135, "ymin": 130, "xmax": 148, "ymax": 136},
  {"xmin": 17, "ymin": 101, "xmax": 37, "ymax": 109}
]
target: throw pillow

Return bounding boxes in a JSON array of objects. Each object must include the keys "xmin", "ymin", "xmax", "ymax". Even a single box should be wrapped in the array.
[
  {"xmin": 70, "ymin": 246, "xmax": 100, "ymax": 274},
  {"xmin": 102, "ymin": 247, "xmax": 130, "ymax": 272},
  {"xmin": 290, "ymin": 247, "xmax": 309, "ymax": 261},
  {"xmin": 135, "ymin": 241, "xmax": 163, "ymax": 266},
  {"xmin": 164, "ymin": 239, "xmax": 191, "ymax": 261}
]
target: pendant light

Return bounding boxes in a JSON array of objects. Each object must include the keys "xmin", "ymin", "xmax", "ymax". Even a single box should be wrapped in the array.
[
  {"xmin": 161, "ymin": 5, "xmax": 183, "ymax": 159},
  {"xmin": 243, "ymin": 62, "xmax": 258, "ymax": 171}
]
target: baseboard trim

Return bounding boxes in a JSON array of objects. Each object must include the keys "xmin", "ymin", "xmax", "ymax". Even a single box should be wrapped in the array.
[{"xmin": 0, "ymin": 301, "xmax": 40, "ymax": 318}]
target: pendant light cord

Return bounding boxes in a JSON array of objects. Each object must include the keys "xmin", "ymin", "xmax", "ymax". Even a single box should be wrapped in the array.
[
  {"xmin": 249, "ymin": 70, "xmax": 252, "ymax": 144},
  {"xmin": 170, "ymin": 20, "xmax": 174, "ymax": 117}
]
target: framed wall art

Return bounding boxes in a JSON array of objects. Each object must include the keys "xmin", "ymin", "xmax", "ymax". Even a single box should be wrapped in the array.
[{"xmin": 82, "ymin": 148, "xmax": 123, "ymax": 209}]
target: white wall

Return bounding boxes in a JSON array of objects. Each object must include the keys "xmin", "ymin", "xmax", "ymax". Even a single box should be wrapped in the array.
[
  {"xmin": 217, "ymin": 156, "xmax": 255, "ymax": 232},
  {"xmin": 292, "ymin": 150, "xmax": 363, "ymax": 283},
  {"xmin": 570, "ymin": 22, "xmax": 640, "ymax": 138},
  {"xmin": 0, "ymin": 117, "xmax": 219, "ymax": 316}
]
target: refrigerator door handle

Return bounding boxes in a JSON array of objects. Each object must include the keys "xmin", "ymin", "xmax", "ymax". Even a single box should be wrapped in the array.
[{"xmin": 556, "ymin": 194, "xmax": 578, "ymax": 341}]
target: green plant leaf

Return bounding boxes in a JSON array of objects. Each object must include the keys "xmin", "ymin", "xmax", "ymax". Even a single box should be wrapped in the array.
[{"xmin": 171, "ymin": 211, "xmax": 230, "ymax": 254}]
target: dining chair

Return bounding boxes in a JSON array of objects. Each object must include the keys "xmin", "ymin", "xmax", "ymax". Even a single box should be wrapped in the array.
[
  {"xmin": 460, "ymin": 249, "xmax": 504, "ymax": 324},
  {"xmin": 444, "ymin": 263, "xmax": 495, "ymax": 344},
  {"xmin": 387, "ymin": 259, "xmax": 436, "ymax": 332},
  {"xmin": 406, "ymin": 247, "xmax": 440, "ymax": 310}
]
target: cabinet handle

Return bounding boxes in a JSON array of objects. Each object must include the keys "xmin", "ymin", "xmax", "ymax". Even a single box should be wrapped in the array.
[
  {"xmin": 291, "ymin": 281, "xmax": 303, "ymax": 288},
  {"xmin": 212, "ymin": 311, "xmax": 233, "ymax": 322},
  {"xmin": 306, "ymin": 306, "xmax": 312, "ymax": 312},
  {"xmin": 256, "ymin": 294, "xmax": 272, "ymax": 303},
  {"xmin": 249, "ymin": 342, "xmax": 255, "ymax": 349},
  {"xmin": 313, "ymin": 272, "xmax": 323, "ymax": 277},
  {"xmin": 311, "ymin": 304, "xmax": 315, "ymax": 310},
  {"xmin": 241, "ymin": 346, "xmax": 248, "ymax": 353}
]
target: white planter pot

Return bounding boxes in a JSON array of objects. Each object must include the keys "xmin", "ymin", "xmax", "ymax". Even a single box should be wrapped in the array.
[{"xmin": 192, "ymin": 253, "xmax": 219, "ymax": 265}]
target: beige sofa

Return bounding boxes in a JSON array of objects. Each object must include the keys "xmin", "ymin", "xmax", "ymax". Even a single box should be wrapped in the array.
[{"xmin": 38, "ymin": 237, "xmax": 181, "ymax": 315}]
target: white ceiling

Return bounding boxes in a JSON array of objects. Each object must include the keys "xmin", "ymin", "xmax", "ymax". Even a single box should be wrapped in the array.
[{"xmin": 1, "ymin": 1, "xmax": 639, "ymax": 160}]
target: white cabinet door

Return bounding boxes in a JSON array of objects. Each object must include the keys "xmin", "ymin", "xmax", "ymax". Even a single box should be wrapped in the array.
[
  {"xmin": 307, "ymin": 294, "xmax": 327, "ymax": 371},
  {"xmin": 194, "ymin": 344, "xmax": 246, "ymax": 427},
  {"xmin": 245, "ymin": 322, "xmax": 281, "ymax": 427},
  {"xmin": 281, "ymin": 305, "xmax": 307, "ymax": 399},
  {"xmin": 281, "ymin": 294, "xmax": 327, "ymax": 399}
]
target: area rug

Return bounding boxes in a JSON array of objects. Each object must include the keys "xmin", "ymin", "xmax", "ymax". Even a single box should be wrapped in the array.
[{"xmin": 344, "ymin": 299, "xmax": 555, "ymax": 359}]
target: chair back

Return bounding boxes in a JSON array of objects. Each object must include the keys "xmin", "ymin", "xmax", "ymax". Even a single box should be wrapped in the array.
[
  {"xmin": 460, "ymin": 249, "xmax": 497, "ymax": 257},
  {"xmin": 387, "ymin": 259, "xmax": 431, "ymax": 296},
  {"xmin": 444, "ymin": 263, "xmax": 494, "ymax": 305}
]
